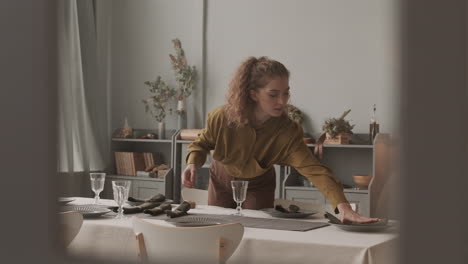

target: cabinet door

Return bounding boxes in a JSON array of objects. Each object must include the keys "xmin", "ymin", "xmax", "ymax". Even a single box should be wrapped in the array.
[
  {"xmin": 285, "ymin": 189, "xmax": 325, "ymax": 205},
  {"xmin": 132, "ymin": 180, "xmax": 166, "ymax": 199}
]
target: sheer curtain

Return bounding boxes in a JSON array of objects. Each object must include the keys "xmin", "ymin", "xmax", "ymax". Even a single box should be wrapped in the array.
[{"xmin": 57, "ymin": 0, "xmax": 109, "ymax": 196}]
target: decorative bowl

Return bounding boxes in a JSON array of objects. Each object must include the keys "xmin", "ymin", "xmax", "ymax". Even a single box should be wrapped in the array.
[{"xmin": 352, "ymin": 175, "xmax": 372, "ymax": 188}]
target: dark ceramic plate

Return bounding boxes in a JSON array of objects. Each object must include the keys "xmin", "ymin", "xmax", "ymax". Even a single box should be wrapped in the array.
[
  {"xmin": 263, "ymin": 208, "xmax": 318, "ymax": 218},
  {"xmin": 61, "ymin": 204, "xmax": 111, "ymax": 218},
  {"xmin": 328, "ymin": 221, "xmax": 391, "ymax": 232}
]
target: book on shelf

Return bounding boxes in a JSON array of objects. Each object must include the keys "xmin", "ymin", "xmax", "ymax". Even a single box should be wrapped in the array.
[
  {"xmin": 142, "ymin": 152, "xmax": 162, "ymax": 169},
  {"xmin": 114, "ymin": 152, "xmax": 146, "ymax": 176}
]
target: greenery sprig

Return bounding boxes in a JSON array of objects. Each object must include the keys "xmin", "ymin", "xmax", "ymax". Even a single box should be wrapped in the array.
[
  {"xmin": 143, "ymin": 38, "xmax": 197, "ymax": 122},
  {"xmin": 286, "ymin": 104, "xmax": 304, "ymax": 124},
  {"xmin": 169, "ymin": 39, "xmax": 198, "ymax": 114},
  {"xmin": 143, "ymin": 77, "xmax": 176, "ymax": 123}
]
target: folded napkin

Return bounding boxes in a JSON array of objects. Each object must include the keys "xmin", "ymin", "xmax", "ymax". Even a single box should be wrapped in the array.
[
  {"xmin": 108, "ymin": 194, "xmax": 168, "ymax": 214},
  {"xmin": 128, "ymin": 193, "xmax": 166, "ymax": 203},
  {"xmin": 144, "ymin": 203, "xmax": 172, "ymax": 216},
  {"xmin": 110, "ymin": 202, "xmax": 163, "ymax": 214},
  {"xmin": 166, "ymin": 201, "xmax": 191, "ymax": 218},
  {"xmin": 275, "ymin": 204, "xmax": 300, "ymax": 213}
]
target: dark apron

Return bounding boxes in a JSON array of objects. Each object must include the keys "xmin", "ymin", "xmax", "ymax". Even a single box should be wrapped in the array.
[{"xmin": 208, "ymin": 159, "xmax": 276, "ymax": 209}]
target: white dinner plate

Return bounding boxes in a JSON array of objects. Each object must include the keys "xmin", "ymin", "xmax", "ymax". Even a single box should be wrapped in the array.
[
  {"xmin": 58, "ymin": 197, "xmax": 75, "ymax": 205},
  {"xmin": 61, "ymin": 204, "xmax": 112, "ymax": 218}
]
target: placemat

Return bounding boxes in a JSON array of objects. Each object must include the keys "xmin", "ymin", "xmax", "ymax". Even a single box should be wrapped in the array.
[{"xmin": 172, "ymin": 214, "xmax": 329, "ymax": 232}]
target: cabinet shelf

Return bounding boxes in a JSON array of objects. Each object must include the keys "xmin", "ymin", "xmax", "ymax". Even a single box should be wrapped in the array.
[
  {"xmin": 306, "ymin": 143, "xmax": 373, "ymax": 149},
  {"xmin": 107, "ymin": 174, "xmax": 165, "ymax": 182},
  {"xmin": 282, "ymin": 133, "xmax": 392, "ymax": 217},
  {"xmin": 284, "ymin": 185, "xmax": 369, "ymax": 194},
  {"xmin": 112, "ymin": 138, "xmax": 172, "ymax": 143},
  {"xmin": 108, "ymin": 129, "xmax": 175, "ymax": 200},
  {"xmin": 176, "ymin": 140, "xmax": 193, "ymax": 144}
]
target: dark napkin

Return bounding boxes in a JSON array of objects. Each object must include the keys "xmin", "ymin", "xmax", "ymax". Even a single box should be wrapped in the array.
[
  {"xmin": 110, "ymin": 201, "xmax": 162, "ymax": 214},
  {"xmin": 324, "ymin": 212, "xmax": 388, "ymax": 226},
  {"xmin": 128, "ymin": 194, "xmax": 166, "ymax": 203},
  {"xmin": 144, "ymin": 203, "xmax": 172, "ymax": 216},
  {"xmin": 275, "ymin": 204, "xmax": 300, "ymax": 213},
  {"xmin": 166, "ymin": 201, "xmax": 191, "ymax": 218},
  {"xmin": 324, "ymin": 212, "xmax": 342, "ymax": 224}
]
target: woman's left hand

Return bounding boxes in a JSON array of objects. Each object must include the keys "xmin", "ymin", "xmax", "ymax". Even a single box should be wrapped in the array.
[{"xmin": 337, "ymin": 203, "xmax": 379, "ymax": 224}]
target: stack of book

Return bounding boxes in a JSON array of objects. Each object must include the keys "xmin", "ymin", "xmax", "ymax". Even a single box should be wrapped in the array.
[
  {"xmin": 114, "ymin": 152, "xmax": 145, "ymax": 176},
  {"xmin": 115, "ymin": 152, "xmax": 162, "ymax": 176}
]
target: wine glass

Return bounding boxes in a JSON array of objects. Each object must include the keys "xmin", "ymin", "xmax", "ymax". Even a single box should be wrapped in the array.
[
  {"xmin": 231, "ymin": 180, "xmax": 249, "ymax": 216},
  {"xmin": 90, "ymin": 173, "xmax": 106, "ymax": 205},
  {"xmin": 112, "ymin": 180, "xmax": 131, "ymax": 219}
]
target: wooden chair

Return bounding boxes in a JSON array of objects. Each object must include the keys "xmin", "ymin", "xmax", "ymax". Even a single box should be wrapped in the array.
[
  {"xmin": 132, "ymin": 217, "xmax": 244, "ymax": 264},
  {"xmin": 181, "ymin": 187, "xmax": 209, "ymax": 205},
  {"xmin": 59, "ymin": 211, "xmax": 83, "ymax": 247}
]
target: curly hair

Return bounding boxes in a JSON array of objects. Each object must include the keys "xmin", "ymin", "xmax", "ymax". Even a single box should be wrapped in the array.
[{"xmin": 224, "ymin": 56, "xmax": 290, "ymax": 128}]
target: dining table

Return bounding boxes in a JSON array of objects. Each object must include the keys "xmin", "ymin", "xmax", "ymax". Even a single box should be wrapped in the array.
[{"xmin": 65, "ymin": 197, "xmax": 399, "ymax": 264}]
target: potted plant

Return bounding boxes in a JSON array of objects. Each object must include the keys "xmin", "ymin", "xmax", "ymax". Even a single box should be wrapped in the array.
[
  {"xmin": 322, "ymin": 109, "xmax": 355, "ymax": 144},
  {"xmin": 286, "ymin": 104, "xmax": 314, "ymax": 144},
  {"xmin": 286, "ymin": 104, "xmax": 304, "ymax": 124},
  {"xmin": 169, "ymin": 39, "xmax": 197, "ymax": 129},
  {"xmin": 143, "ymin": 76, "xmax": 176, "ymax": 139}
]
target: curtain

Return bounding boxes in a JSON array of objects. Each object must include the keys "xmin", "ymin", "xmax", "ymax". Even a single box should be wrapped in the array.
[{"xmin": 57, "ymin": 0, "xmax": 109, "ymax": 196}]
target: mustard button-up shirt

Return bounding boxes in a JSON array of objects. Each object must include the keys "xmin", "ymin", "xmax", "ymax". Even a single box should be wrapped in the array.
[{"xmin": 187, "ymin": 105, "xmax": 348, "ymax": 209}]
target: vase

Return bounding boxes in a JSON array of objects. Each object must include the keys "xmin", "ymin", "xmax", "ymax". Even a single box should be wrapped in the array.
[
  {"xmin": 369, "ymin": 122, "xmax": 380, "ymax": 144},
  {"xmin": 158, "ymin": 121, "xmax": 165, "ymax": 140},
  {"xmin": 324, "ymin": 132, "xmax": 350, "ymax": 145},
  {"xmin": 177, "ymin": 99, "xmax": 187, "ymax": 130}
]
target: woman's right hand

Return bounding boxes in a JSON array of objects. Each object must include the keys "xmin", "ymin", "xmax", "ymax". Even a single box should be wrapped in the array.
[{"xmin": 182, "ymin": 164, "xmax": 197, "ymax": 188}]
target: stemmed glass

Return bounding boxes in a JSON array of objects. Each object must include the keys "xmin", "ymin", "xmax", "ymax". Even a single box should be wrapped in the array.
[
  {"xmin": 231, "ymin": 180, "xmax": 249, "ymax": 216},
  {"xmin": 90, "ymin": 173, "xmax": 106, "ymax": 205},
  {"xmin": 112, "ymin": 180, "xmax": 131, "ymax": 219}
]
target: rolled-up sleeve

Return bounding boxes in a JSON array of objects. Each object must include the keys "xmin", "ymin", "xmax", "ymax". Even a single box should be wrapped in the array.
[
  {"xmin": 281, "ymin": 125, "xmax": 348, "ymax": 211},
  {"xmin": 186, "ymin": 110, "xmax": 220, "ymax": 168}
]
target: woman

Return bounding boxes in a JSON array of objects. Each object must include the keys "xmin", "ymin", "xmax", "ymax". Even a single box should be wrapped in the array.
[{"xmin": 182, "ymin": 56, "xmax": 377, "ymax": 223}]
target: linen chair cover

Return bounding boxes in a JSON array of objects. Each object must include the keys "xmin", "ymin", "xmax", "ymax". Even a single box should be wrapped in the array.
[
  {"xmin": 181, "ymin": 187, "xmax": 209, "ymax": 205},
  {"xmin": 59, "ymin": 211, "xmax": 83, "ymax": 247},
  {"xmin": 132, "ymin": 217, "xmax": 243, "ymax": 264}
]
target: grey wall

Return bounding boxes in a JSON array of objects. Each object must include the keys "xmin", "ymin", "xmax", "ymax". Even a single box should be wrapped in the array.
[
  {"xmin": 205, "ymin": 0, "xmax": 399, "ymax": 135},
  {"xmin": 99, "ymin": 0, "xmax": 204, "ymax": 134},
  {"xmin": 102, "ymin": 0, "xmax": 399, "ymax": 135}
]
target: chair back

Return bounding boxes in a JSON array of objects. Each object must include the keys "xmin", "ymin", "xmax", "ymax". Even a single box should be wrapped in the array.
[
  {"xmin": 132, "ymin": 217, "xmax": 243, "ymax": 264},
  {"xmin": 181, "ymin": 187, "xmax": 209, "ymax": 205},
  {"xmin": 59, "ymin": 211, "xmax": 83, "ymax": 247}
]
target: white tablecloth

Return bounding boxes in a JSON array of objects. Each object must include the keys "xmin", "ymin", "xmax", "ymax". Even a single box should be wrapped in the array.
[{"xmin": 67, "ymin": 197, "xmax": 398, "ymax": 264}]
